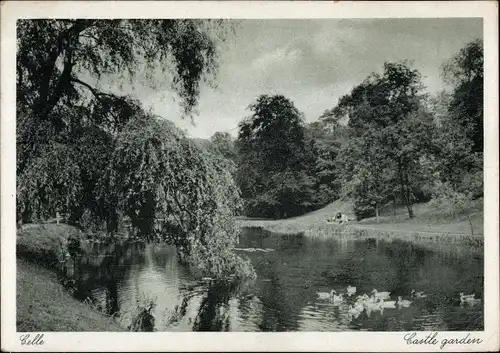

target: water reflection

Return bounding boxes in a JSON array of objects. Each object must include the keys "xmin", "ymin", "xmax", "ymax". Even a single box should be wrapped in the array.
[{"xmin": 64, "ymin": 228, "xmax": 483, "ymax": 331}]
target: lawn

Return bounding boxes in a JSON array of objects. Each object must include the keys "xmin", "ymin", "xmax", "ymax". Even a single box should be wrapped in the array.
[
  {"xmin": 237, "ymin": 198, "xmax": 484, "ymax": 237},
  {"xmin": 16, "ymin": 258, "xmax": 124, "ymax": 332},
  {"xmin": 16, "ymin": 223, "xmax": 85, "ymax": 268}
]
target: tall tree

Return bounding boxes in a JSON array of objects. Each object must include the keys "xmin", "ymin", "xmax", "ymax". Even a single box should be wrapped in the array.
[
  {"xmin": 332, "ymin": 62, "xmax": 434, "ymax": 219},
  {"xmin": 432, "ymin": 39, "xmax": 484, "ymax": 198},
  {"xmin": 236, "ymin": 95, "xmax": 314, "ymax": 218},
  {"xmin": 305, "ymin": 120, "xmax": 348, "ymax": 208},
  {"xmin": 17, "ymin": 19, "xmax": 228, "ymax": 222},
  {"xmin": 16, "ymin": 20, "xmax": 257, "ymax": 279},
  {"xmin": 441, "ymin": 39, "xmax": 483, "ymax": 153}
]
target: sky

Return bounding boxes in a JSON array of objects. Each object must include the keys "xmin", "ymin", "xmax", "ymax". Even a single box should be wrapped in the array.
[{"xmin": 106, "ymin": 18, "xmax": 483, "ymax": 139}]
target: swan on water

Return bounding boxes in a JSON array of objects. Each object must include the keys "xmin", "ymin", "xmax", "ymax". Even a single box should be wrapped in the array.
[
  {"xmin": 397, "ymin": 296, "xmax": 412, "ymax": 308},
  {"xmin": 411, "ymin": 289, "xmax": 427, "ymax": 299},
  {"xmin": 379, "ymin": 299, "xmax": 397, "ymax": 309},
  {"xmin": 371, "ymin": 289, "xmax": 391, "ymax": 300},
  {"xmin": 347, "ymin": 285, "xmax": 357, "ymax": 296},
  {"xmin": 331, "ymin": 291, "xmax": 345, "ymax": 305},
  {"xmin": 364, "ymin": 299, "xmax": 383, "ymax": 311},
  {"xmin": 348, "ymin": 304, "xmax": 363, "ymax": 318},
  {"xmin": 317, "ymin": 289, "xmax": 334, "ymax": 300},
  {"xmin": 356, "ymin": 293, "xmax": 369, "ymax": 302},
  {"xmin": 460, "ymin": 293, "xmax": 480, "ymax": 306}
]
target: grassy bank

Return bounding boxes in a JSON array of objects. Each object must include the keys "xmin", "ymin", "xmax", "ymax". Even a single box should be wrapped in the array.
[
  {"xmin": 16, "ymin": 224, "xmax": 126, "ymax": 331},
  {"xmin": 17, "ymin": 258, "xmax": 125, "ymax": 331},
  {"xmin": 237, "ymin": 198, "xmax": 484, "ymax": 246},
  {"xmin": 17, "ymin": 223, "xmax": 84, "ymax": 268}
]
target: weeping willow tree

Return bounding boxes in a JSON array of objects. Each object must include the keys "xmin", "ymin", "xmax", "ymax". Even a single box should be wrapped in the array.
[
  {"xmin": 16, "ymin": 19, "xmax": 254, "ymax": 278},
  {"xmin": 99, "ymin": 115, "xmax": 254, "ymax": 278}
]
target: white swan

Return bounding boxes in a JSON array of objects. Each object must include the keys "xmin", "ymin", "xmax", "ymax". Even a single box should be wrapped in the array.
[
  {"xmin": 372, "ymin": 289, "xmax": 391, "ymax": 300},
  {"xmin": 353, "ymin": 301, "xmax": 365, "ymax": 312},
  {"xmin": 364, "ymin": 299, "xmax": 383, "ymax": 311},
  {"xmin": 317, "ymin": 289, "xmax": 334, "ymax": 300},
  {"xmin": 331, "ymin": 291, "xmax": 345, "ymax": 305},
  {"xmin": 460, "ymin": 292, "xmax": 475, "ymax": 301},
  {"xmin": 356, "ymin": 293, "xmax": 369, "ymax": 302},
  {"xmin": 411, "ymin": 289, "xmax": 427, "ymax": 299},
  {"xmin": 460, "ymin": 293, "xmax": 480, "ymax": 306},
  {"xmin": 397, "ymin": 296, "xmax": 412, "ymax": 308},
  {"xmin": 348, "ymin": 304, "xmax": 363, "ymax": 318},
  {"xmin": 346, "ymin": 285, "xmax": 357, "ymax": 296},
  {"xmin": 379, "ymin": 299, "xmax": 397, "ymax": 309},
  {"xmin": 364, "ymin": 300, "xmax": 384, "ymax": 318}
]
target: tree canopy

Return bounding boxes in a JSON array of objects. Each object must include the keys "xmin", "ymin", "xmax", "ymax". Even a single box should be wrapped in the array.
[
  {"xmin": 441, "ymin": 39, "xmax": 483, "ymax": 154},
  {"xmin": 17, "ymin": 19, "xmax": 256, "ymax": 279},
  {"xmin": 236, "ymin": 95, "xmax": 315, "ymax": 218},
  {"xmin": 331, "ymin": 62, "xmax": 435, "ymax": 219}
]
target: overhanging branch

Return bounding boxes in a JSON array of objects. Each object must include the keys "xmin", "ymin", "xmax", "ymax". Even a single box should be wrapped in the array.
[
  {"xmin": 71, "ymin": 77, "xmax": 121, "ymax": 128},
  {"xmin": 70, "ymin": 77, "xmax": 112, "ymax": 101}
]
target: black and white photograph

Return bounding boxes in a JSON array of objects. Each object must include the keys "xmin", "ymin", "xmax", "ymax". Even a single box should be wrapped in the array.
[{"xmin": 1, "ymin": 1, "xmax": 498, "ymax": 352}]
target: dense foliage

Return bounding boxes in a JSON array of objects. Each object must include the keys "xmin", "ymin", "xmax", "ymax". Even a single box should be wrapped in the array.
[
  {"xmin": 236, "ymin": 95, "xmax": 315, "ymax": 218},
  {"xmin": 233, "ymin": 40, "xmax": 482, "ymax": 225},
  {"xmin": 330, "ymin": 62, "xmax": 436, "ymax": 219},
  {"xmin": 18, "ymin": 19, "xmax": 483, "ymax": 265},
  {"xmin": 101, "ymin": 115, "xmax": 254, "ymax": 278},
  {"xmin": 434, "ymin": 39, "xmax": 484, "ymax": 197},
  {"xmin": 17, "ymin": 19, "xmax": 255, "ymax": 279}
]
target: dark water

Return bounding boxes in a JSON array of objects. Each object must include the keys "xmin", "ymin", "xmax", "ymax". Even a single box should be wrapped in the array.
[{"xmin": 64, "ymin": 228, "xmax": 484, "ymax": 331}]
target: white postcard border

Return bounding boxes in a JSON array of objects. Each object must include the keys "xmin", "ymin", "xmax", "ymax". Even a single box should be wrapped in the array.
[{"xmin": 1, "ymin": 1, "xmax": 498, "ymax": 352}]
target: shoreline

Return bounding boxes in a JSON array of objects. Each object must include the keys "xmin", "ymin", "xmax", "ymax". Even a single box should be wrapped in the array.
[
  {"xmin": 16, "ymin": 258, "xmax": 125, "ymax": 332},
  {"xmin": 237, "ymin": 220, "xmax": 484, "ymax": 248}
]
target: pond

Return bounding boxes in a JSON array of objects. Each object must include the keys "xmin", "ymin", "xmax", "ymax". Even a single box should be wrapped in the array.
[{"xmin": 63, "ymin": 227, "xmax": 484, "ymax": 331}]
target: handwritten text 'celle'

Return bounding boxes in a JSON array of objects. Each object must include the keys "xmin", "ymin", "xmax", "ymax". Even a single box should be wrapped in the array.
[{"xmin": 19, "ymin": 334, "xmax": 45, "ymax": 346}]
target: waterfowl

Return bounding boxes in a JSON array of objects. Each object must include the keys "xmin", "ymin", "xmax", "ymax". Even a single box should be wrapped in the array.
[
  {"xmin": 397, "ymin": 296, "xmax": 412, "ymax": 308},
  {"xmin": 348, "ymin": 305, "xmax": 363, "ymax": 318},
  {"xmin": 463, "ymin": 298, "xmax": 481, "ymax": 307},
  {"xmin": 459, "ymin": 292, "xmax": 475, "ymax": 301},
  {"xmin": 346, "ymin": 285, "xmax": 357, "ymax": 296},
  {"xmin": 411, "ymin": 290, "xmax": 427, "ymax": 299},
  {"xmin": 331, "ymin": 291, "xmax": 345, "ymax": 305},
  {"xmin": 356, "ymin": 293, "xmax": 369, "ymax": 301},
  {"xmin": 317, "ymin": 289, "xmax": 334, "ymax": 300},
  {"xmin": 460, "ymin": 293, "xmax": 480, "ymax": 306},
  {"xmin": 355, "ymin": 294, "xmax": 369, "ymax": 305},
  {"xmin": 363, "ymin": 299, "xmax": 383, "ymax": 311},
  {"xmin": 379, "ymin": 299, "xmax": 397, "ymax": 309},
  {"xmin": 353, "ymin": 301, "xmax": 365, "ymax": 312},
  {"xmin": 372, "ymin": 289, "xmax": 391, "ymax": 300},
  {"xmin": 365, "ymin": 294, "xmax": 379, "ymax": 303}
]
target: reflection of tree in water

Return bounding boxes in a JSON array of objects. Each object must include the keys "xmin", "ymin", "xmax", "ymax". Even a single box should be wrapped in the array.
[
  {"xmin": 165, "ymin": 295, "xmax": 191, "ymax": 326},
  {"xmin": 381, "ymin": 240, "xmax": 426, "ymax": 294},
  {"xmin": 70, "ymin": 241, "xmax": 147, "ymax": 316},
  {"xmin": 191, "ymin": 281, "xmax": 239, "ymax": 331},
  {"xmin": 249, "ymin": 236, "xmax": 319, "ymax": 331}
]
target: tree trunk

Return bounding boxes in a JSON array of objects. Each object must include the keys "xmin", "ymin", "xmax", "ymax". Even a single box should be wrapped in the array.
[
  {"xmin": 405, "ymin": 173, "xmax": 414, "ymax": 218},
  {"xmin": 375, "ymin": 203, "xmax": 379, "ymax": 223},
  {"xmin": 406, "ymin": 202, "xmax": 414, "ymax": 218},
  {"xmin": 398, "ymin": 165, "xmax": 414, "ymax": 219},
  {"xmin": 456, "ymin": 203, "xmax": 474, "ymax": 236},
  {"xmin": 393, "ymin": 195, "xmax": 397, "ymax": 216},
  {"xmin": 467, "ymin": 214, "xmax": 474, "ymax": 235}
]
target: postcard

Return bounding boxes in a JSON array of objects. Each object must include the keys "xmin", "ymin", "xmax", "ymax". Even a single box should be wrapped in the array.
[{"xmin": 1, "ymin": 1, "xmax": 498, "ymax": 351}]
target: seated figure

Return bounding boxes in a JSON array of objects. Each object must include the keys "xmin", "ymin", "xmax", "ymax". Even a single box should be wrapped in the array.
[{"xmin": 327, "ymin": 212, "xmax": 344, "ymax": 224}]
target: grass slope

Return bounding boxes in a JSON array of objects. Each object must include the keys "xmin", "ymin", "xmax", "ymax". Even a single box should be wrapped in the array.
[
  {"xmin": 17, "ymin": 223, "xmax": 83, "ymax": 268},
  {"xmin": 17, "ymin": 258, "xmax": 124, "ymax": 332},
  {"xmin": 238, "ymin": 198, "xmax": 484, "ymax": 236}
]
